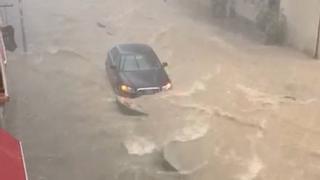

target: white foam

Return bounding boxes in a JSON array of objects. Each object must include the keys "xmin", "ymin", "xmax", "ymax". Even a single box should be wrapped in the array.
[
  {"xmin": 124, "ymin": 136, "xmax": 156, "ymax": 156},
  {"xmin": 209, "ymin": 36, "xmax": 234, "ymax": 50},
  {"xmin": 47, "ymin": 46, "xmax": 60, "ymax": 54},
  {"xmin": 236, "ymin": 84, "xmax": 279, "ymax": 106},
  {"xmin": 298, "ymin": 98, "xmax": 318, "ymax": 105},
  {"xmin": 170, "ymin": 73, "xmax": 213, "ymax": 97},
  {"xmin": 173, "ymin": 120, "xmax": 210, "ymax": 142},
  {"xmin": 174, "ymin": 81, "xmax": 207, "ymax": 97},
  {"xmin": 238, "ymin": 155, "xmax": 264, "ymax": 180}
]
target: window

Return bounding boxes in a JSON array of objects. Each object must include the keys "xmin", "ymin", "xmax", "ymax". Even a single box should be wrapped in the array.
[{"xmin": 120, "ymin": 54, "xmax": 160, "ymax": 71}]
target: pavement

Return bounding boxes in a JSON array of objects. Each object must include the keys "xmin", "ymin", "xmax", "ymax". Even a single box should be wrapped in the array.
[{"xmin": 3, "ymin": 0, "xmax": 320, "ymax": 180}]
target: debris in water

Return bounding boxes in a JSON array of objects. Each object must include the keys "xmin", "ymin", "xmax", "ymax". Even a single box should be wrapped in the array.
[
  {"xmin": 124, "ymin": 136, "xmax": 156, "ymax": 156},
  {"xmin": 283, "ymin": 95, "xmax": 297, "ymax": 101},
  {"xmin": 96, "ymin": 22, "xmax": 106, "ymax": 28},
  {"xmin": 96, "ymin": 20, "xmax": 115, "ymax": 35},
  {"xmin": 106, "ymin": 31, "xmax": 114, "ymax": 36}
]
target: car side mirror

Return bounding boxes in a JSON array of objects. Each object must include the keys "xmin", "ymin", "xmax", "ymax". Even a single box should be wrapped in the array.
[{"xmin": 162, "ymin": 62, "xmax": 168, "ymax": 67}]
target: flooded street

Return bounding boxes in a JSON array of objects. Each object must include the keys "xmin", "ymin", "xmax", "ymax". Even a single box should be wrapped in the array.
[{"xmin": 4, "ymin": 0, "xmax": 320, "ymax": 179}]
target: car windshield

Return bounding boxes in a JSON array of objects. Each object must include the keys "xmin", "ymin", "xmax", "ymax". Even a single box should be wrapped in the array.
[{"xmin": 120, "ymin": 54, "xmax": 160, "ymax": 71}]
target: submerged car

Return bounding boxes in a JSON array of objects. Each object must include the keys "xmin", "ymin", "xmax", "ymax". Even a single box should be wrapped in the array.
[{"xmin": 106, "ymin": 43, "xmax": 172, "ymax": 98}]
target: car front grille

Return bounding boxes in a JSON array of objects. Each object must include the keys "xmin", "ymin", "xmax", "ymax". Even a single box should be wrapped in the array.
[{"xmin": 137, "ymin": 87, "xmax": 161, "ymax": 95}]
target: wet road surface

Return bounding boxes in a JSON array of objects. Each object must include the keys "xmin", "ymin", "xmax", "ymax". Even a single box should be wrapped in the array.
[{"xmin": 4, "ymin": 0, "xmax": 320, "ymax": 179}]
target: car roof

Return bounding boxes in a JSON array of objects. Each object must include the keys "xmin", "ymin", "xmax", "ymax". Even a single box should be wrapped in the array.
[{"xmin": 115, "ymin": 43, "xmax": 153, "ymax": 55}]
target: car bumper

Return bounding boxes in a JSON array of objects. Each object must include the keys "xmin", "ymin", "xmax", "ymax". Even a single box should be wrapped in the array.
[{"xmin": 119, "ymin": 89, "xmax": 159, "ymax": 98}]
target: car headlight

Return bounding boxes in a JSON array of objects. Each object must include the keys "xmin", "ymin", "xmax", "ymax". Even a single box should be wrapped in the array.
[
  {"xmin": 162, "ymin": 82, "xmax": 172, "ymax": 90},
  {"xmin": 120, "ymin": 85, "xmax": 135, "ymax": 93}
]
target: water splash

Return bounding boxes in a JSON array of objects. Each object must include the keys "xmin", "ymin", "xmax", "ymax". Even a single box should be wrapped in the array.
[
  {"xmin": 237, "ymin": 84, "xmax": 317, "ymax": 108},
  {"xmin": 123, "ymin": 136, "xmax": 157, "ymax": 156},
  {"xmin": 47, "ymin": 46, "xmax": 60, "ymax": 54},
  {"xmin": 208, "ymin": 35, "xmax": 235, "ymax": 50},
  {"xmin": 236, "ymin": 84, "xmax": 280, "ymax": 106},
  {"xmin": 173, "ymin": 120, "xmax": 210, "ymax": 142},
  {"xmin": 168, "ymin": 80, "xmax": 207, "ymax": 98},
  {"xmin": 238, "ymin": 155, "xmax": 264, "ymax": 180},
  {"xmin": 168, "ymin": 73, "xmax": 213, "ymax": 97}
]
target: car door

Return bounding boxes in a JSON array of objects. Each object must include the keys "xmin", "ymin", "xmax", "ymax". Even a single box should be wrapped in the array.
[{"xmin": 106, "ymin": 47, "xmax": 120, "ymax": 91}]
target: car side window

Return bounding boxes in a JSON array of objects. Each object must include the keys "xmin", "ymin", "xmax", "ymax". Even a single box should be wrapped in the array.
[{"xmin": 110, "ymin": 48, "xmax": 120, "ymax": 67}]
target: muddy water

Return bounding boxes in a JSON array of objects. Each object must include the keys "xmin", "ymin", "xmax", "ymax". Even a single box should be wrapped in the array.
[{"xmin": 5, "ymin": 0, "xmax": 320, "ymax": 180}]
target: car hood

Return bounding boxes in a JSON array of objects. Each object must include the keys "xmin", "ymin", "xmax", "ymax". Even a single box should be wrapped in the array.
[{"xmin": 120, "ymin": 69, "xmax": 169, "ymax": 88}]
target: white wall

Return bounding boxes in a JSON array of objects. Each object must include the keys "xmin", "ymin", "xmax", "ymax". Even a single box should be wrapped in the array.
[{"xmin": 281, "ymin": 0, "xmax": 320, "ymax": 54}]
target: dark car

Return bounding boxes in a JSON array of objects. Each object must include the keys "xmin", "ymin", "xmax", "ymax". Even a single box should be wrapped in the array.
[{"xmin": 106, "ymin": 44, "xmax": 172, "ymax": 98}]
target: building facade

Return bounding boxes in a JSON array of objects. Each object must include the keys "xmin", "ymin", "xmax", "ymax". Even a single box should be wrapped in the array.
[
  {"xmin": 281, "ymin": 0, "xmax": 320, "ymax": 54},
  {"xmin": 230, "ymin": 0, "xmax": 320, "ymax": 55}
]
